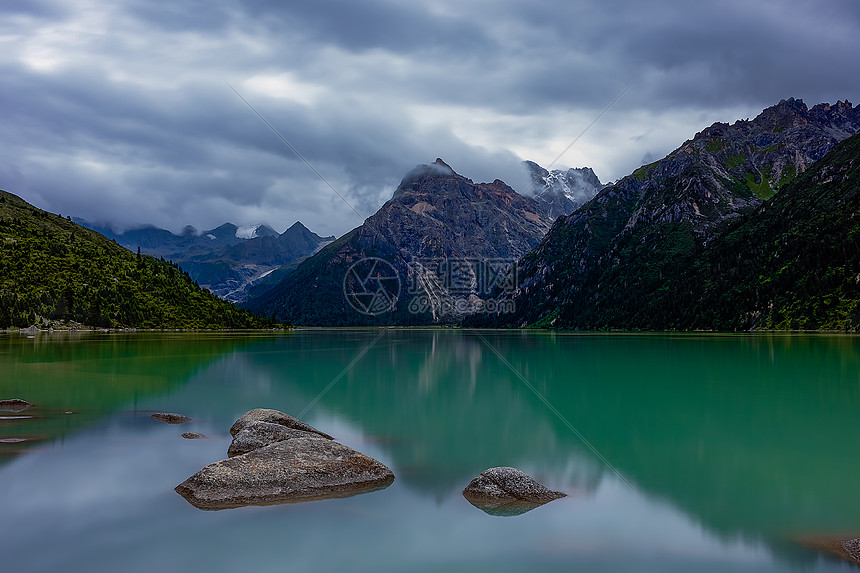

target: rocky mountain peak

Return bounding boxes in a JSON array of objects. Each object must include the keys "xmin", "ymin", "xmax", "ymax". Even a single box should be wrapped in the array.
[
  {"xmin": 524, "ymin": 160, "xmax": 603, "ymax": 220},
  {"xmin": 396, "ymin": 159, "xmax": 459, "ymax": 194},
  {"xmin": 500, "ymin": 98, "xmax": 860, "ymax": 330},
  {"xmin": 433, "ymin": 158, "xmax": 454, "ymax": 170},
  {"xmin": 245, "ymin": 160, "xmax": 553, "ymax": 325},
  {"xmin": 751, "ymin": 97, "xmax": 860, "ymax": 135}
]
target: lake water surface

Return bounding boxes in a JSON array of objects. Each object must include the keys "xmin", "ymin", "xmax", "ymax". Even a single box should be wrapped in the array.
[{"xmin": 1, "ymin": 330, "xmax": 859, "ymax": 572}]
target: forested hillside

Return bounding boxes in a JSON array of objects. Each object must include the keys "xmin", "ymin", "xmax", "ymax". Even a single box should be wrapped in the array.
[
  {"xmin": 0, "ymin": 190, "xmax": 270, "ymax": 329},
  {"xmin": 502, "ymin": 131, "xmax": 860, "ymax": 331}
]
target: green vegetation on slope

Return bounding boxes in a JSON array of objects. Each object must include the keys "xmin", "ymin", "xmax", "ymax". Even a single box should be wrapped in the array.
[
  {"xmin": 0, "ymin": 190, "xmax": 271, "ymax": 329},
  {"xmin": 514, "ymin": 132, "xmax": 860, "ymax": 331},
  {"xmin": 681, "ymin": 135, "xmax": 860, "ymax": 331}
]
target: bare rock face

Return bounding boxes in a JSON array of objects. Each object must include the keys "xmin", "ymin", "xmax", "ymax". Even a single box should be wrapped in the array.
[
  {"xmin": 229, "ymin": 408, "xmax": 333, "ymax": 440},
  {"xmin": 175, "ymin": 437, "xmax": 394, "ymax": 510},
  {"xmin": 0, "ymin": 399, "xmax": 32, "ymax": 413},
  {"xmin": 151, "ymin": 412, "xmax": 191, "ymax": 424},
  {"xmin": 244, "ymin": 159, "xmax": 554, "ymax": 326},
  {"xmin": 463, "ymin": 467, "xmax": 565, "ymax": 516},
  {"xmin": 227, "ymin": 420, "xmax": 319, "ymax": 457}
]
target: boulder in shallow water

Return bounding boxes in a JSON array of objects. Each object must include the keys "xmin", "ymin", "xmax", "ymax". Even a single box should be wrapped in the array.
[
  {"xmin": 175, "ymin": 437, "xmax": 394, "ymax": 510},
  {"xmin": 227, "ymin": 420, "xmax": 320, "ymax": 457},
  {"xmin": 229, "ymin": 408, "xmax": 333, "ymax": 440},
  {"xmin": 462, "ymin": 467, "xmax": 565, "ymax": 516},
  {"xmin": 151, "ymin": 412, "xmax": 191, "ymax": 424},
  {"xmin": 181, "ymin": 432, "xmax": 207, "ymax": 439},
  {"xmin": 0, "ymin": 399, "xmax": 32, "ymax": 413}
]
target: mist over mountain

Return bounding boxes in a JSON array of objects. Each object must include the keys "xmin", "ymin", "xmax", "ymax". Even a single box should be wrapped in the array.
[
  {"xmin": 244, "ymin": 159, "xmax": 552, "ymax": 325},
  {"xmin": 524, "ymin": 161, "xmax": 604, "ymax": 219}
]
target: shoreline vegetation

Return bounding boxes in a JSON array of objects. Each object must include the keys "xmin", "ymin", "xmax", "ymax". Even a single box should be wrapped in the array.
[{"xmin": 3, "ymin": 325, "xmax": 859, "ymax": 335}]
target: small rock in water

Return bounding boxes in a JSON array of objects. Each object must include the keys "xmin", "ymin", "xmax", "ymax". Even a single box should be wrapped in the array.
[
  {"xmin": 228, "ymin": 420, "xmax": 320, "ymax": 457},
  {"xmin": 462, "ymin": 467, "xmax": 565, "ymax": 516},
  {"xmin": 229, "ymin": 408, "xmax": 333, "ymax": 440},
  {"xmin": 0, "ymin": 399, "xmax": 32, "ymax": 413},
  {"xmin": 181, "ymin": 432, "xmax": 207, "ymax": 440},
  {"xmin": 151, "ymin": 412, "xmax": 192, "ymax": 424}
]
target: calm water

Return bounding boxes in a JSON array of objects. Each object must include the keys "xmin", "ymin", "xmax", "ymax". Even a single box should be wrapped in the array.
[{"xmin": 1, "ymin": 330, "xmax": 859, "ymax": 572}]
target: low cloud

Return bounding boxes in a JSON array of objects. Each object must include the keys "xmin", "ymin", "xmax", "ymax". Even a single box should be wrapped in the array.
[{"xmin": 1, "ymin": 0, "xmax": 858, "ymax": 236}]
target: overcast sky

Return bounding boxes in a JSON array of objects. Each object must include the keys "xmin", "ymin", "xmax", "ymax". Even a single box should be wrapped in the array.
[{"xmin": 2, "ymin": 0, "xmax": 859, "ymax": 236}]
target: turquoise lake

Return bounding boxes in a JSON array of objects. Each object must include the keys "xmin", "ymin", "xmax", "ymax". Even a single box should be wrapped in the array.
[{"xmin": 1, "ymin": 330, "xmax": 859, "ymax": 572}]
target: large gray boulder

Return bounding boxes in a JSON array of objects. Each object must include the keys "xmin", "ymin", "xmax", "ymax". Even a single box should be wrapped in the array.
[
  {"xmin": 175, "ymin": 437, "xmax": 394, "ymax": 510},
  {"xmin": 227, "ymin": 420, "xmax": 320, "ymax": 457},
  {"xmin": 229, "ymin": 408, "xmax": 333, "ymax": 440},
  {"xmin": 462, "ymin": 467, "xmax": 565, "ymax": 516}
]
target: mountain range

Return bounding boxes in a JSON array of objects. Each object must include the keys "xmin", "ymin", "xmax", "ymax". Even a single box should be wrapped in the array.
[
  {"xmin": 77, "ymin": 220, "xmax": 334, "ymax": 302},
  {"xmin": 4, "ymin": 97, "xmax": 857, "ymax": 332},
  {"xmin": 487, "ymin": 98, "xmax": 860, "ymax": 330},
  {"xmin": 244, "ymin": 159, "xmax": 556, "ymax": 325},
  {"xmin": 248, "ymin": 98, "xmax": 860, "ymax": 331}
]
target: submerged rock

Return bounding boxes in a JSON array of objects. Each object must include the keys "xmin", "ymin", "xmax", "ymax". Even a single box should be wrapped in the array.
[
  {"xmin": 227, "ymin": 420, "xmax": 319, "ymax": 457},
  {"xmin": 181, "ymin": 432, "xmax": 207, "ymax": 439},
  {"xmin": 175, "ymin": 437, "xmax": 394, "ymax": 510},
  {"xmin": 0, "ymin": 399, "xmax": 32, "ymax": 413},
  {"xmin": 229, "ymin": 408, "xmax": 333, "ymax": 440},
  {"xmin": 795, "ymin": 535, "xmax": 860, "ymax": 566},
  {"xmin": 462, "ymin": 467, "xmax": 565, "ymax": 516},
  {"xmin": 151, "ymin": 412, "xmax": 191, "ymax": 424}
]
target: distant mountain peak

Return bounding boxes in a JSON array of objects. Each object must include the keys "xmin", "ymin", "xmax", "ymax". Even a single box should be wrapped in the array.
[
  {"xmin": 284, "ymin": 221, "xmax": 309, "ymax": 233},
  {"xmin": 246, "ymin": 160, "xmax": 554, "ymax": 325},
  {"xmin": 433, "ymin": 158, "xmax": 453, "ymax": 170},
  {"xmin": 524, "ymin": 161, "xmax": 603, "ymax": 219},
  {"xmin": 395, "ymin": 159, "xmax": 460, "ymax": 196}
]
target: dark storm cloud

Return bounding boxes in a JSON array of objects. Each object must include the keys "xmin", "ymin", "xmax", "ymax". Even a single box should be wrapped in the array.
[{"xmin": 1, "ymin": 0, "xmax": 858, "ymax": 236}]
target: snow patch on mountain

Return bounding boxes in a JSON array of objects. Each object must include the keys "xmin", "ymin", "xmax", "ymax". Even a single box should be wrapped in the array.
[
  {"xmin": 235, "ymin": 225, "xmax": 260, "ymax": 239},
  {"xmin": 524, "ymin": 160, "xmax": 604, "ymax": 219}
]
